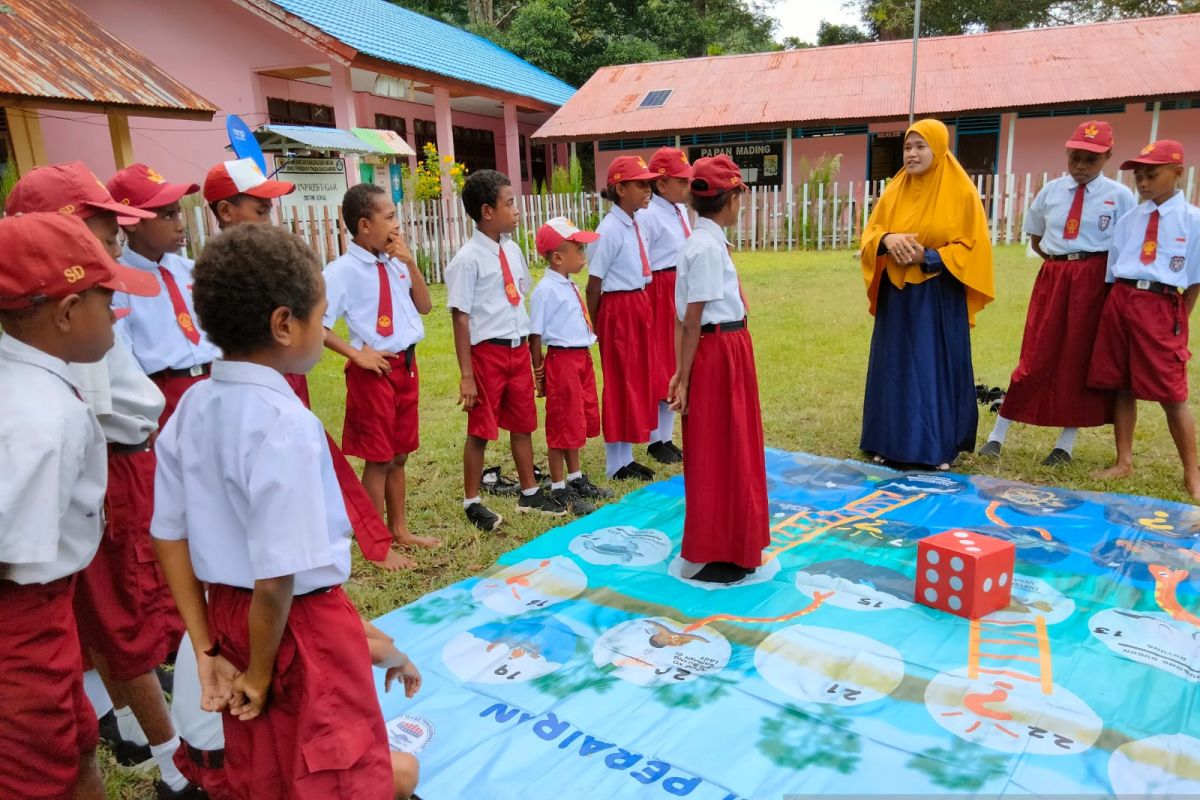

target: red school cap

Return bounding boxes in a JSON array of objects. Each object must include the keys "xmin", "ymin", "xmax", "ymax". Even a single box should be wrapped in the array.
[
  {"xmin": 1120, "ymin": 140, "xmax": 1186, "ymax": 170},
  {"xmin": 0, "ymin": 213, "xmax": 160, "ymax": 310},
  {"xmin": 107, "ymin": 163, "xmax": 200, "ymax": 211},
  {"xmin": 4, "ymin": 162, "xmax": 155, "ymax": 226},
  {"xmin": 535, "ymin": 216, "xmax": 600, "ymax": 257},
  {"xmin": 605, "ymin": 155, "xmax": 659, "ymax": 186},
  {"xmin": 1064, "ymin": 120, "xmax": 1113, "ymax": 154},
  {"xmin": 689, "ymin": 155, "xmax": 745, "ymax": 196},
  {"xmin": 647, "ymin": 147, "xmax": 694, "ymax": 179},
  {"xmin": 203, "ymin": 158, "xmax": 295, "ymax": 203}
]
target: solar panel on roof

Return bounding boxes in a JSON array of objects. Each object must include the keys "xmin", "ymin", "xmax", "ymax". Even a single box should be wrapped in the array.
[{"xmin": 639, "ymin": 90, "xmax": 672, "ymax": 109}]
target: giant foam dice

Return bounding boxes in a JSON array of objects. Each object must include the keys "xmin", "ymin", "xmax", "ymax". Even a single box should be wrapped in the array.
[{"xmin": 916, "ymin": 529, "xmax": 1014, "ymax": 619}]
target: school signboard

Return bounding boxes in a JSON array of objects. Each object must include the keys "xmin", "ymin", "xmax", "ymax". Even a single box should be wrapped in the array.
[
  {"xmin": 687, "ymin": 141, "xmax": 783, "ymax": 187},
  {"xmin": 272, "ymin": 156, "xmax": 349, "ymax": 213}
]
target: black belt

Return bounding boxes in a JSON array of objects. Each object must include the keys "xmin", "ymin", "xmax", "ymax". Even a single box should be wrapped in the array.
[
  {"xmin": 1046, "ymin": 251, "xmax": 1106, "ymax": 262},
  {"xmin": 653, "ymin": 266, "xmax": 677, "ymax": 273},
  {"xmin": 186, "ymin": 743, "xmax": 223, "ymax": 770},
  {"xmin": 149, "ymin": 363, "xmax": 211, "ymax": 381},
  {"xmin": 1117, "ymin": 277, "xmax": 1182, "ymax": 295},
  {"xmin": 228, "ymin": 584, "xmax": 334, "ymax": 598},
  {"xmin": 108, "ymin": 439, "xmax": 151, "ymax": 455},
  {"xmin": 603, "ymin": 288, "xmax": 646, "ymax": 295},
  {"xmin": 483, "ymin": 337, "xmax": 527, "ymax": 348},
  {"xmin": 700, "ymin": 318, "xmax": 747, "ymax": 334},
  {"xmin": 547, "ymin": 345, "xmax": 590, "ymax": 351},
  {"xmin": 389, "ymin": 344, "xmax": 416, "ymax": 372}
]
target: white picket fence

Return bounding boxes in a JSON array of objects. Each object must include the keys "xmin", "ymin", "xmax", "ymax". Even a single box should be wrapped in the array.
[{"xmin": 183, "ymin": 167, "xmax": 1200, "ymax": 281}]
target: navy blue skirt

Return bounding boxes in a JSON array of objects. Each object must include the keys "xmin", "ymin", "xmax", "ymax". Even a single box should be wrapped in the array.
[{"xmin": 860, "ymin": 272, "xmax": 977, "ymax": 467}]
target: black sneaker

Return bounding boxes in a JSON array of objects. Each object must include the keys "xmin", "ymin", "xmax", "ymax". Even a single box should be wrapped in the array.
[
  {"xmin": 98, "ymin": 710, "xmax": 120, "ymax": 745},
  {"xmin": 627, "ymin": 461, "xmax": 655, "ymax": 479},
  {"xmin": 156, "ymin": 780, "xmax": 208, "ymax": 799},
  {"xmin": 551, "ymin": 486, "xmax": 595, "ymax": 516},
  {"xmin": 612, "ymin": 464, "xmax": 652, "ymax": 481},
  {"xmin": 691, "ymin": 562, "xmax": 753, "ymax": 584},
  {"xmin": 481, "ymin": 466, "xmax": 520, "ymax": 496},
  {"xmin": 1042, "ymin": 447, "xmax": 1072, "ymax": 466},
  {"xmin": 108, "ymin": 736, "xmax": 153, "ymax": 768},
  {"xmin": 465, "ymin": 502, "xmax": 503, "ymax": 531},
  {"xmin": 569, "ymin": 474, "xmax": 613, "ymax": 499},
  {"xmin": 666, "ymin": 441, "xmax": 683, "ymax": 459},
  {"xmin": 516, "ymin": 488, "xmax": 568, "ymax": 516},
  {"xmin": 978, "ymin": 440, "xmax": 1002, "ymax": 458},
  {"xmin": 647, "ymin": 441, "xmax": 682, "ymax": 464}
]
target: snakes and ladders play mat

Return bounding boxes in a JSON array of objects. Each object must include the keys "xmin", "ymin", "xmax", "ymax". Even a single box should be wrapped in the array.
[{"xmin": 371, "ymin": 450, "xmax": 1200, "ymax": 798}]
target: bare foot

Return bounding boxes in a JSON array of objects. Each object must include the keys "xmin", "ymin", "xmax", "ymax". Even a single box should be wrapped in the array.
[
  {"xmin": 1185, "ymin": 471, "xmax": 1200, "ymax": 502},
  {"xmin": 392, "ymin": 529, "xmax": 442, "ymax": 549},
  {"xmin": 371, "ymin": 549, "xmax": 417, "ymax": 571},
  {"xmin": 1093, "ymin": 464, "xmax": 1133, "ymax": 480}
]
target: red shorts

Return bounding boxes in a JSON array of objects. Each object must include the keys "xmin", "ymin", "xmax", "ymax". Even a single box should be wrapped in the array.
[
  {"xmin": 325, "ymin": 432, "xmax": 392, "ymax": 562},
  {"xmin": 544, "ymin": 347, "xmax": 600, "ymax": 451},
  {"xmin": 1088, "ymin": 280, "xmax": 1190, "ymax": 403},
  {"xmin": 285, "ymin": 373, "xmax": 312, "ymax": 408},
  {"xmin": 0, "ymin": 577, "xmax": 99, "ymax": 800},
  {"xmin": 597, "ymin": 290, "xmax": 655, "ymax": 443},
  {"xmin": 151, "ymin": 370, "xmax": 209, "ymax": 428},
  {"xmin": 342, "ymin": 354, "xmax": 420, "ymax": 462},
  {"xmin": 468, "ymin": 341, "xmax": 537, "ymax": 441},
  {"xmin": 75, "ymin": 448, "xmax": 179, "ymax": 680},
  {"xmin": 647, "ymin": 270, "xmax": 678, "ymax": 401},
  {"xmin": 207, "ymin": 585, "xmax": 392, "ymax": 800},
  {"xmin": 174, "ymin": 745, "xmax": 233, "ymax": 800}
]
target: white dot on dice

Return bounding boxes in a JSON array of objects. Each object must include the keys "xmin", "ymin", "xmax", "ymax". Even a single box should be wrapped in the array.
[
  {"xmin": 925, "ymin": 568, "xmax": 939, "ymax": 583},
  {"xmin": 951, "ymin": 556, "xmax": 964, "ymax": 572},
  {"xmin": 983, "ymin": 577, "xmax": 993, "ymax": 592},
  {"xmin": 924, "ymin": 588, "xmax": 938, "ymax": 603},
  {"xmin": 999, "ymin": 572, "xmax": 1009, "ymax": 587},
  {"xmin": 966, "ymin": 546, "xmax": 981, "ymax": 553},
  {"xmin": 927, "ymin": 550, "xmax": 940, "ymax": 565},
  {"xmin": 961, "ymin": 539, "xmax": 975, "ymax": 546},
  {"xmin": 948, "ymin": 595, "xmax": 962, "ymax": 611},
  {"xmin": 953, "ymin": 532, "xmax": 968, "ymax": 538},
  {"xmin": 949, "ymin": 576, "xmax": 963, "ymax": 591}
]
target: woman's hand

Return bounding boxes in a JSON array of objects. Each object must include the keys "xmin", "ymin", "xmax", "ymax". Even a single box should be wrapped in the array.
[{"xmin": 884, "ymin": 233, "xmax": 922, "ymax": 265}]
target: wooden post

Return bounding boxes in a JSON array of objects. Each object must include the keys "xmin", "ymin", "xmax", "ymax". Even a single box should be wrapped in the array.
[
  {"xmin": 107, "ymin": 112, "xmax": 134, "ymax": 170},
  {"xmin": 5, "ymin": 106, "xmax": 47, "ymax": 176}
]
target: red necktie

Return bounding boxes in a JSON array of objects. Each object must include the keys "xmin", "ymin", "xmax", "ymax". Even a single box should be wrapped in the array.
[
  {"xmin": 158, "ymin": 266, "xmax": 200, "ymax": 345},
  {"xmin": 1062, "ymin": 183, "xmax": 1085, "ymax": 240},
  {"xmin": 675, "ymin": 206, "xmax": 691, "ymax": 238},
  {"xmin": 631, "ymin": 219, "xmax": 651, "ymax": 278},
  {"xmin": 375, "ymin": 261, "xmax": 394, "ymax": 336},
  {"xmin": 498, "ymin": 246, "xmax": 520, "ymax": 306},
  {"xmin": 1141, "ymin": 210, "xmax": 1160, "ymax": 265},
  {"xmin": 571, "ymin": 282, "xmax": 593, "ymax": 333}
]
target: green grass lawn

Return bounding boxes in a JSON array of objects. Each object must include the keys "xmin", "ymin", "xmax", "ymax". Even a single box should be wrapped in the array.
[{"xmin": 102, "ymin": 243, "xmax": 1200, "ymax": 797}]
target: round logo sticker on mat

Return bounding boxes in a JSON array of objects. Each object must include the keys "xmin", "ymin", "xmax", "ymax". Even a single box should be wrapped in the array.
[{"xmin": 387, "ymin": 715, "xmax": 435, "ymax": 754}]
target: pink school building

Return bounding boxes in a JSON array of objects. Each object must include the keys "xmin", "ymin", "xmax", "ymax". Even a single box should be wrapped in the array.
[
  {"xmin": 535, "ymin": 15, "xmax": 1200, "ymax": 190},
  {"xmin": 35, "ymin": 0, "xmax": 575, "ymax": 193}
]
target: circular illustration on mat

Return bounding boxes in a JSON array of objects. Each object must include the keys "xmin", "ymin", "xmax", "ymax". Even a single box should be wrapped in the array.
[
  {"xmin": 668, "ymin": 554, "xmax": 781, "ymax": 590},
  {"xmin": 878, "ymin": 472, "xmax": 967, "ymax": 496},
  {"xmin": 569, "ymin": 526, "xmax": 673, "ymax": 567},
  {"xmin": 442, "ymin": 615, "xmax": 577, "ymax": 684},
  {"xmin": 755, "ymin": 625, "xmax": 905, "ymax": 706},
  {"xmin": 1103, "ymin": 503, "xmax": 1200, "ymax": 540},
  {"xmin": 472, "ymin": 556, "xmax": 587, "ymax": 615},
  {"xmin": 975, "ymin": 478, "xmax": 1083, "ymax": 515},
  {"xmin": 386, "ymin": 715, "xmax": 435, "ymax": 754},
  {"xmin": 962, "ymin": 525, "xmax": 1071, "ymax": 565},
  {"xmin": 794, "ymin": 558, "xmax": 913, "ymax": 611},
  {"xmin": 1109, "ymin": 734, "xmax": 1200, "ymax": 797},
  {"xmin": 1089, "ymin": 608, "xmax": 1200, "ymax": 682},
  {"xmin": 984, "ymin": 574, "xmax": 1075, "ymax": 625},
  {"xmin": 925, "ymin": 667, "xmax": 1102, "ymax": 755},
  {"xmin": 593, "ymin": 616, "xmax": 731, "ymax": 686}
]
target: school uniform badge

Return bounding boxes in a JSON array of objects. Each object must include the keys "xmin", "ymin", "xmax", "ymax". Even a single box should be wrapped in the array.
[
  {"xmin": 1170, "ymin": 255, "xmax": 1186, "ymax": 272},
  {"xmin": 1098, "ymin": 215, "xmax": 1111, "ymax": 231}
]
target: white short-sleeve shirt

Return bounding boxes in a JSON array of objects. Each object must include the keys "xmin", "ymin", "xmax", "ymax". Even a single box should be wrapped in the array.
[
  {"xmin": 530, "ymin": 271, "xmax": 596, "ymax": 348},
  {"xmin": 324, "ymin": 242, "xmax": 425, "ymax": 351},
  {"xmin": 445, "ymin": 230, "xmax": 531, "ymax": 345},
  {"xmin": 112, "ymin": 248, "xmax": 221, "ymax": 374},
  {"xmin": 1107, "ymin": 192, "xmax": 1200, "ymax": 289},
  {"xmin": 0, "ymin": 335, "xmax": 106, "ymax": 584},
  {"xmin": 638, "ymin": 194, "xmax": 692, "ymax": 271},
  {"xmin": 151, "ymin": 360, "xmax": 352, "ymax": 594},
  {"xmin": 1023, "ymin": 175, "xmax": 1135, "ymax": 255},
  {"xmin": 676, "ymin": 217, "xmax": 746, "ymax": 325},
  {"xmin": 587, "ymin": 206, "xmax": 652, "ymax": 292},
  {"xmin": 69, "ymin": 333, "xmax": 163, "ymax": 446}
]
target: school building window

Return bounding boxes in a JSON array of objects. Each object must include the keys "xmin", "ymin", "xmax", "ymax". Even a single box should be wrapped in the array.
[
  {"xmin": 266, "ymin": 97, "xmax": 335, "ymax": 127},
  {"xmin": 1145, "ymin": 98, "xmax": 1200, "ymax": 111},
  {"xmin": 414, "ymin": 119, "xmax": 438, "ymax": 155},
  {"xmin": 452, "ymin": 126, "xmax": 496, "ymax": 173},
  {"xmin": 1017, "ymin": 103, "xmax": 1125, "ymax": 118},
  {"xmin": 374, "ymin": 113, "xmax": 407, "ymax": 137}
]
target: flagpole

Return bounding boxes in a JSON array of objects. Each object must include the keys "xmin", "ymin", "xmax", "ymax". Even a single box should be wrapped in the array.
[{"xmin": 908, "ymin": 0, "xmax": 922, "ymax": 126}]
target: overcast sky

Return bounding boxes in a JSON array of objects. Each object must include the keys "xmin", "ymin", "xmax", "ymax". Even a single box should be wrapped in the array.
[{"xmin": 772, "ymin": 0, "xmax": 864, "ymax": 42}]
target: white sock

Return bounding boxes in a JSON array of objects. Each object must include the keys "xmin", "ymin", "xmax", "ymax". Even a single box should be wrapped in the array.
[
  {"xmin": 606, "ymin": 443, "xmax": 632, "ymax": 476},
  {"xmin": 622, "ymin": 442, "xmax": 635, "ymax": 465},
  {"xmin": 463, "ymin": 496, "xmax": 481, "ymax": 509},
  {"xmin": 551, "ymin": 481, "xmax": 566, "ymax": 490},
  {"xmin": 988, "ymin": 415, "xmax": 1013, "ymax": 444},
  {"xmin": 150, "ymin": 736, "xmax": 188, "ymax": 791},
  {"xmin": 115, "ymin": 706, "xmax": 148, "ymax": 746},
  {"xmin": 657, "ymin": 402, "xmax": 676, "ymax": 448},
  {"xmin": 83, "ymin": 670, "xmax": 112, "ymax": 719},
  {"xmin": 1055, "ymin": 427, "xmax": 1078, "ymax": 453},
  {"xmin": 567, "ymin": 471, "xmax": 583, "ymax": 481},
  {"xmin": 521, "ymin": 486, "xmax": 539, "ymax": 497}
]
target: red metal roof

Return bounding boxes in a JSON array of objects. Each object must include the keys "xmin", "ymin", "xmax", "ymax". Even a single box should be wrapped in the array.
[
  {"xmin": 534, "ymin": 14, "xmax": 1200, "ymax": 141},
  {"xmin": 0, "ymin": 0, "xmax": 216, "ymax": 118}
]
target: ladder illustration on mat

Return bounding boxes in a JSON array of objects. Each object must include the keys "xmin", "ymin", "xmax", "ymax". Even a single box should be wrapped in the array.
[{"xmin": 765, "ymin": 489, "xmax": 927, "ymax": 562}]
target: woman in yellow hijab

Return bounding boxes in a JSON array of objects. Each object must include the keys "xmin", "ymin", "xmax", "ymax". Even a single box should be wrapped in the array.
[{"xmin": 859, "ymin": 118, "xmax": 995, "ymax": 468}]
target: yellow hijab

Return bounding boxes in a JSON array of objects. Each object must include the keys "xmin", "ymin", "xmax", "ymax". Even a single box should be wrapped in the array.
[{"xmin": 860, "ymin": 119, "xmax": 995, "ymax": 326}]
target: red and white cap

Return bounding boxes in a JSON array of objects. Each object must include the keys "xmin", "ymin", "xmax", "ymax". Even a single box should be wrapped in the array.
[
  {"xmin": 107, "ymin": 163, "xmax": 199, "ymax": 211},
  {"xmin": 648, "ymin": 147, "xmax": 693, "ymax": 179},
  {"xmin": 690, "ymin": 155, "xmax": 745, "ymax": 196},
  {"xmin": 0, "ymin": 213, "xmax": 160, "ymax": 310},
  {"xmin": 605, "ymin": 155, "xmax": 659, "ymax": 186},
  {"xmin": 4, "ymin": 162, "xmax": 155, "ymax": 226},
  {"xmin": 536, "ymin": 216, "xmax": 600, "ymax": 257},
  {"xmin": 202, "ymin": 158, "xmax": 295, "ymax": 203},
  {"xmin": 1120, "ymin": 140, "xmax": 1186, "ymax": 170},
  {"xmin": 1064, "ymin": 120, "xmax": 1114, "ymax": 154}
]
